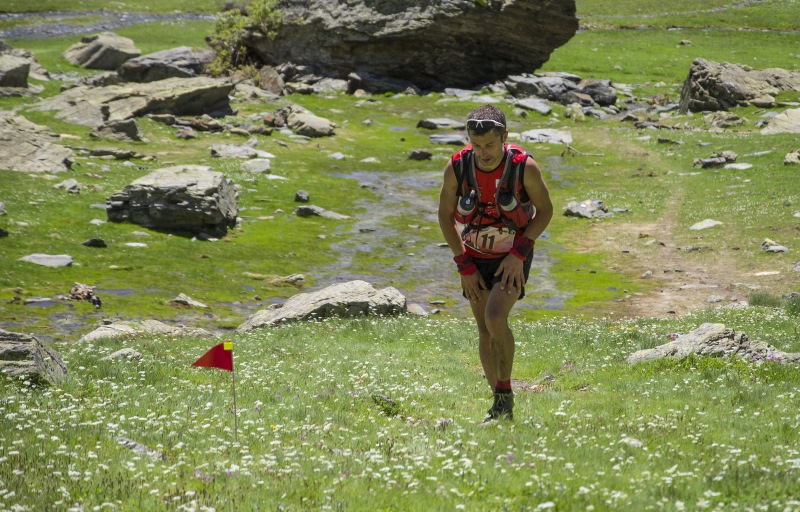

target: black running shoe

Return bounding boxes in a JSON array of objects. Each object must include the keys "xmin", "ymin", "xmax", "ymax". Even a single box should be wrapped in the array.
[{"xmin": 482, "ymin": 392, "xmax": 514, "ymax": 423}]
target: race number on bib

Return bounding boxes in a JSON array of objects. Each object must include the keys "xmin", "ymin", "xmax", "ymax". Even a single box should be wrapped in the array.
[{"xmin": 458, "ymin": 224, "xmax": 515, "ymax": 255}]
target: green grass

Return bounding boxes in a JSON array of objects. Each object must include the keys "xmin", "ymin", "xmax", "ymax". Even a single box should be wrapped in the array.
[
  {"xmin": 0, "ymin": 0, "xmax": 224, "ymax": 13},
  {"xmin": 2, "ymin": 310, "xmax": 799, "ymax": 510}
]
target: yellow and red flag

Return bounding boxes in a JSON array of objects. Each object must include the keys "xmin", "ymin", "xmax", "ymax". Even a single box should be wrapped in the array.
[{"xmin": 192, "ymin": 340, "xmax": 233, "ymax": 371}]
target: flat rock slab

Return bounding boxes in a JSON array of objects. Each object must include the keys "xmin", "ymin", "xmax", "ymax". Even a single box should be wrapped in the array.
[
  {"xmin": 0, "ymin": 111, "xmax": 75, "ymax": 173},
  {"xmin": 236, "ymin": 280, "xmax": 407, "ymax": 331},
  {"xmin": 32, "ymin": 76, "xmax": 234, "ymax": 127},
  {"xmin": 79, "ymin": 319, "xmax": 209, "ymax": 343},
  {"xmin": 19, "ymin": 253, "xmax": 73, "ymax": 267}
]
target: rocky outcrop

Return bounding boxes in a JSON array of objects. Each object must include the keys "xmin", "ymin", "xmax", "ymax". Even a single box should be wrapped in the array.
[
  {"xmin": 117, "ymin": 46, "xmax": 215, "ymax": 82},
  {"xmin": 679, "ymin": 58, "xmax": 800, "ymax": 113},
  {"xmin": 236, "ymin": 280, "xmax": 406, "ymax": 331},
  {"xmin": 106, "ymin": 165, "xmax": 239, "ymax": 237},
  {"xmin": 62, "ymin": 31, "xmax": 141, "ymax": 70},
  {"xmin": 0, "ymin": 329, "xmax": 67, "ymax": 386},
  {"xmin": 244, "ymin": 0, "xmax": 578, "ymax": 91},
  {"xmin": 0, "ymin": 111, "xmax": 75, "ymax": 173},
  {"xmin": 31, "ymin": 76, "xmax": 234, "ymax": 127},
  {"xmin": 627, "ymin": 323, "xmax": 800, "ymax": 364}
]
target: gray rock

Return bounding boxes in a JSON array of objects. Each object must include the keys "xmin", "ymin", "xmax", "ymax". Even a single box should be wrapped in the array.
[
  {"xmin": 521, "ymin": 129, "xmax": 573, "ymax": 145},
  {"xmin": 295, "ymin": 205, "xmax": 351, "ymax": 220},
  {"xmin": 762, "ymin": 108, "xmax": 800, "ymax": 135},
  {"xmin": 295, "ymin": 190, "xmax": 310, "ymax": 203},
  {"xmin": 408, "ymin": 149, "xmax": 433, "ymax": 161},
  {"xmin": 416, "ymin": 118, "xmax": 465, "ymax": 130},
  {"xmin": 245, "ymin": 0, "xmax": 577, "ymax": 91},
  {"xmin": 0, "ymin": 329, "xmax": 68, "ymax": 386},
  {"xmin": 680, "ymin": 58, "xmax": 800, "ymax": 113},
  {"xmin": 101, "ymin": 348, "xmax": 143, "ymax": 361},
  {"xmin": 211, "ymin": 143, "xmax": 274, "ymax": 159},
  {"xmin": 89, "ymin": 118, "xmax": 144, "ymax": 141},
  {"xmin": 54, "ymin": 178, "xmax": 80, "ymax": 193},
  {"xmin": 563, "ymin": 199, "xmax": 612, "ymax": 219},
  {"xmin": 32, "ymin": 76, "xmax": 234, "ymax": 127},
  {"xmin": 167, "ymin": 293, "xmax": 209, "ymax": 309},
  {"xmin": 19, "ymin": 254, "xmax": 73, "ymax": 267},
  {"xmin": 106, "ymin": 165, "xmax": 238, "ymax": 237},
  {"xmin": 0, "ymin": 111, "xmax": 75, "ymax": 173},
  {"xmin": 62, "ymin": 31, "xmax": 141, "ymax": 70},
  {"xmin": 82, "ymin": 238, "xmax": 107, "ymax": 248},
  {"xmin": 236, "ymin": 280, "xmax": 407, "ymax": 331},
  {"xmin": 513, "ymin": 98, "xmax": 552, "ymax": 115},
  {"xmin": 117, "ymin": 46, "xmax": 215, "ymax": 82},
  {"xmin": 689, "ymin": 219, "xmax": 723, "ymax": 230},
  {"xmin": 0, "ymin": 54, "xmax": 30, "ymax": 88},
  {"xmin": 505, "ymin": 73, "xmax": 578, "ymax": 100},
  {"xmin": 240, "ymin": 158, "xmax": 272, "ymax": 173},
  {"xmin": 628, "ymin": 323, "xmax": 800, "ymax": 364},
  {"xmin": 430, "ymin": 134, "xmax": 468, "ymax": 146},
  {"xmin": 79, "ymin": 319, "xmax": 208, "ymax": 343},
  {"xmin": 0, "ymin": 201, "xmax": 6, "ymax": 215},
  {"xmin": 785, "ymin": 149, "xmax": 800, "ymax": 164}
]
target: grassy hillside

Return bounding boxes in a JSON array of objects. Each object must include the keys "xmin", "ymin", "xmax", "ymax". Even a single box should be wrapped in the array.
[{"xmin": 1, "ymin": 1, "xmax": 800, "ymax": 510}]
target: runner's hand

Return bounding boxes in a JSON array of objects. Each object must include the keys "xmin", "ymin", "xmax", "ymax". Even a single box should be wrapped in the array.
[
  {"xmin": 461, "ymin": 272, "xmax": 486, "ymax": 302},
  {"xmin": 495, "ymin": 255, "xmax": 524, "ymax": 295}
]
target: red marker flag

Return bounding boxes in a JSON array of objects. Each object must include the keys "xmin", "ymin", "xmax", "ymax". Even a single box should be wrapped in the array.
[{"xmin": 192, "ymin": 340, "xmax": 233, "ymax": 371}]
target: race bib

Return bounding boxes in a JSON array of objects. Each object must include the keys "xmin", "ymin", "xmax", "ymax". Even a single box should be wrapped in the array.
[{"xmin": 458, "ymin": 224, "xmax": 515, "ymax": 255}]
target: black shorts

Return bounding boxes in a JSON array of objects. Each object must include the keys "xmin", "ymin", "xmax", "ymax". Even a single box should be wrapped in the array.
[{"xmin": 469, "ymin": 250, "xmax": 533, "ymax": 300}]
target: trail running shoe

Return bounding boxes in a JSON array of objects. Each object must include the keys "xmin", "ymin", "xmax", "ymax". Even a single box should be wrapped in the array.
[{"xmin": 482, "ymin": 392, "xmax": 514, "ymax": 423}]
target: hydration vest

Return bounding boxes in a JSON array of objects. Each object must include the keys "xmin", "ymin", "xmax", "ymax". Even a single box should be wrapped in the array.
[{"xmin": 452, "ymin": 145, "xmax": 534, "ymax": 233}]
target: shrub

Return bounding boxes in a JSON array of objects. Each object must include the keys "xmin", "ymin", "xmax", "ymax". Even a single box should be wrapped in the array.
[{"xmin": 206, "ymin": 0, "xmax": 282, "ymax": 77}]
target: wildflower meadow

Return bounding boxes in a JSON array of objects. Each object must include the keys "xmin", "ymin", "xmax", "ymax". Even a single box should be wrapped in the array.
[{"xmin": 2, "ymin": 305, "xmax": 800, "ymax": 511}]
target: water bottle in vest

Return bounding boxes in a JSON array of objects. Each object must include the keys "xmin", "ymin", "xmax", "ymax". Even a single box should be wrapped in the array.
[
  {"xmin": 497, "ymin": 188, "xmax": 529, "ymax": 229},
  {"xmin": 455, "ymin": 189, "xmax": 476, "ymax": 224}
]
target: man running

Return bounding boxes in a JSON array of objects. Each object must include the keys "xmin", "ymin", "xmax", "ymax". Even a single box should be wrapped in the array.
[{"xmin": 437, "ymin": 104, "xmax": 553, "ymax": 423}]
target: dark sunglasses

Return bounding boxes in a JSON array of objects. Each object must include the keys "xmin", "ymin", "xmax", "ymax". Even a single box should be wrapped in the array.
[{"xmin": 466, "ymin": 119, "xmax": 506, "ymax": 130}]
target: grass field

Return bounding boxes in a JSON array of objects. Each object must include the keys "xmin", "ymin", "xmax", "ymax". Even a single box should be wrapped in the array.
[{"xmin": 1, "ymin": 1, "xmax": 800, "ymax": 510}]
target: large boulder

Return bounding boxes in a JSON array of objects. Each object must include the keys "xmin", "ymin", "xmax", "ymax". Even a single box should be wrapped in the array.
[
  {"xmin": 0, "ymin": 329, "xmax": 68, "ymax": 386},
  {"xmin": 236, "ymin": 280, "xmax": 407, "ymax": 331},
  {"xmin": 761, "ymin": 108, "xmax": 800, "ymax": 135},
  {"xmin": 679, "ymin": 58, "xmax": 800, "ymax": 113},
  {"xmin": 0, "ymin": 111, "xmax": 75, "ymax": 173},
  {"xmin": 243, "ymin": 0, "xmax": 578, "ymax": 91},
  {"xmin": 63, "ymin": 31, "xmax": 141, "ymax": 70},
  {"xmin": 117, "ymin": 46, "xmax": 216, "ymax": 83},
  {"xmin": 31, "ymin": 76, "xmax": 234, "ymax": 127},
  {"xmin": 106, "ymin": 165, "xmax": 239, "ymax": 237},
  {"xmin": 0, "ymin": 54, "xmax": 30, "ymax": 88},
  {"xmin": 627, "ymin": 323, "xmax": 800, "ymax": 364}
]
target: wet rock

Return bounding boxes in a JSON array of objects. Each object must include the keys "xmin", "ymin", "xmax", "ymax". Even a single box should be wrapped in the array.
[{"xmin": 62, "ymin": 31, "xmax": 140, "ymax": 70}]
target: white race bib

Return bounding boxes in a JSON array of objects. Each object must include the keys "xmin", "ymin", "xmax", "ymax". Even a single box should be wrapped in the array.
[{"xmin": 458, "ymin": 224, "xmax": 515, "ymax": 255}]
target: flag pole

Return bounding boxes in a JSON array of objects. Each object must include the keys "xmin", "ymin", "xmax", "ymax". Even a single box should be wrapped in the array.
[{"xmin": 231, "ymin": 360, "xmax": 239, "ymax": 443}]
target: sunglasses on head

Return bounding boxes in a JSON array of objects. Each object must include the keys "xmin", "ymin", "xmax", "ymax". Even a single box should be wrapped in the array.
[{"xmin": 466, "ymin": 119, "xmax": 506, "ymax": 130}]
